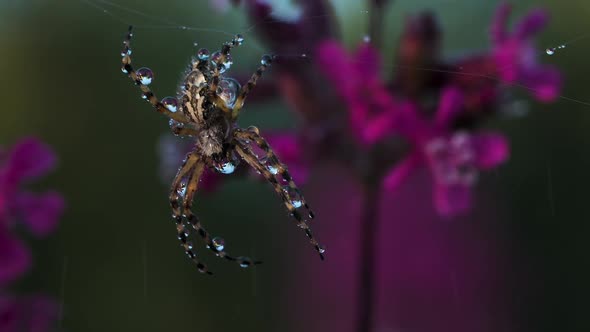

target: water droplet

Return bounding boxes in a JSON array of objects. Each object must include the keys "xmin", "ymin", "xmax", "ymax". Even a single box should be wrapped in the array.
[
  {"xmin": 214, "ymin": 160, "xmax": 237, "ymax": 174},
  {"xmin": 261, "ymin": 54, "xmax": 273, "ymax": 66},
  {"xmin": 161, "ymin": 97, "xmax": 178, "ymax": 112},
  {"xmin": 136, "ymin": 67, "xmax": 154, "ymax": 85},
  {"xmin": 300, "ymin": 53, "xmax": 307, "ymax": 58},
  {"xmin": 237, "ymin": 257, "xmax": 250, "ymax": 268},
  {"xmin": 121, "ymin": 67, "xmax": 129, "ymax": 74},
  {"xmin": 186, "ymin": 242, "xmax": 193, "ymax": 250},
  {"xmin": 197, "ymin": 48, "xmax": 210, "ymax": 60},
  {"xmin": 217, "ymin": 78, "xmax": 241, "ymax": 107},
  {"xmin": 193, "ymin": 42, "xmax": 198, "ymax": 47},
  {"xmin": 180, "ymin": 25, "xmax": 188, "ymax": 30},
  {"xmin": 120, "ymin": 49, "xmax": 132, "ymax": 57},
  {"xmin": 363, "ymin": 35, "xmax": 371, "ymax": 43},
  {"xmin": 141, "ymin": 93, "xmax": 148, "ymax": 100},
  {"xmin": 259, "ymin": 156, "xmax": 279, "ymax": 175},
  {"xmin": 361, "ymin": 10, "xmax": 369, "ymax": 14},
  {"xmin": 318, "ymin": 246, "xmax": 326, "ymax": 254},
  {"xmin": 211, "ymin": 51, "xmax": 232, "ymax": 73},
  {"xmin": 212, "ymin": 237, "xmax": 225, "ymax": 251},
  {"xmin": 545, "ymin": 48, "xmax": 555, "ymax": 55},
  {"xmin": 558, "ymin": 44, "xmax": 566, "ymax": 49},
  {"xmin": 233, "ymin": 34, "xmax": 244, "ymax": 45},
  {"xmin": 283, "ymin": 186, "xmax": 303, "ymax": 208}
]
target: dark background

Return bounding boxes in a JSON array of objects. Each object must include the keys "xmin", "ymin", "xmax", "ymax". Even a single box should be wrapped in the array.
[{"xmin": 1, "ymin": 0, "xmax": 589, "ymax": 331}]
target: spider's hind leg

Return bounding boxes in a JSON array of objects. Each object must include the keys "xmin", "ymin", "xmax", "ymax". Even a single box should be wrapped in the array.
[
  {"xmin": 120, "ymin": 26, "xmax": 189, "ymax": 123},
  {"xmin": 234, "ymin": 129, "xmax": 325, "ymax": 260},
  {"xmin": 170, "ymin": 153, "xmax": 212, "ymax": 274},
  {"xmin": 182, "ymin": 157, "xmax": 262, "ymax": 269}
]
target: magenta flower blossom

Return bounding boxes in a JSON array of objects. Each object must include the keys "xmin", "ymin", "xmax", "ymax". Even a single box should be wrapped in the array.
[
  {"xmin": 317, "ymin": 41, "xmax": 399, "ymax": 146},
  {"xmin": 0, "ymin": 138, "xmax": 64, "ymax": 285},
  {"xmin": 490, "ymin": 2, "xmax": 562, "ymax": 102},
  {"xmin": 385, "ymin": 88, "xmax": 509, "ymax": 216},
  {"xmin": 0, "ymin": 295, "xmax": 57, "ymax": 332}
]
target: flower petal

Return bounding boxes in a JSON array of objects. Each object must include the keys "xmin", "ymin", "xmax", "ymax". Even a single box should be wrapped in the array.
[
  {"xmin": 266, "ymin": 133, "xmax": 309, "ymax": 183},
  {"xmin": 383, "ymin": 153, "xmax": 421, "ymax": 191},
  {"xmin": 0, "ymin": 232, "xmax": 30, "ymax": 286},
  {"xmin": 4, "ymin": 138, "xmax": 57, "ymax": 184},
  {"xmin": 490, "ymin": 2, "xmax": 512, "ymax": 44},
  {"xmin": 514, "ymin": 8, "xmax": 549, "ymax": 41},
  {"xmin": 472, "ymin": 133, "xmax": 510, "ymax": 169},
  {"xmin": 434, "ymin": 86, "xmax": 464, "ymax": 129},
  {"xmin": 520, "ymin": 65, "xmax": 562, "ymax": 102},
  {"xmin": 433, "ymin": 183, "xmax": 472, "ymax": 217},
  {"xmin": 354, "ymin": 42, "xmax": 382, "ymax": 84},
  {"xmin": 13, "ymin": 191, "xmax": 64, "ymax": 238}
]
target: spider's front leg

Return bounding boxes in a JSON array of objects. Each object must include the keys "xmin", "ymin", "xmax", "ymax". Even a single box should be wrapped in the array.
[
  {"xmin": 234, "ymin": 129, "xmax": 325, "ymax": 260},
  {"xmin": 120, "ymin": 26, "xmax": 189, "ymax": 124},
  {"xmin": 182, "ymin": 157, "xmax": 261, "ymax": 269},
  {"xmin": 231, "ymin": 54, "xmax": 275, "ymax": 118},
  {"xmin": 170, "ymin": 153, "xmax": 212, "ymax": 274}
]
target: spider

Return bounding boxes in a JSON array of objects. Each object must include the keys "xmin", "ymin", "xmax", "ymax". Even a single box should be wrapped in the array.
[{"xmin": 120, "ymin": 26, "xmax": 324, "ymax": 274}]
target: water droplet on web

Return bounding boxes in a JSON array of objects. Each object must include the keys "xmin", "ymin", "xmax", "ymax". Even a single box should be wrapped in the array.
[
  {"xmin": 283, "ymin": 186, "xmax": 303, "ymax": 208},
  {"xmin": 212, "ymin": 237, "xmax": 225, "ymax": 251},
  {"xmin": 300, "ymin": 53, "xmax": 307, "ymax": 59},
  {"xmin": 136, "ymin": 67, "xmax": 154, "ymax": 85},
  {"xmin": 197, "ymin": 48, "xmax": 210, "ymax": 60},
  {"xmin": 180, "ymin": 25, "xmax": 188, "ymax": 30},
  {"xmin": 161, "ymin": 97, "xmax": 178, "ymax": 112},
  {"xmin": 361, "ymin": 10, "xmax": 369, "ymax": 14},
  {"xmin": 193, "ymin": 42, "xmax": 198, "ymax": 47}
]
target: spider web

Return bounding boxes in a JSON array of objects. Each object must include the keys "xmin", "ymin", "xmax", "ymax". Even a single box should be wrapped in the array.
[{"xmin": 78, "ymin": 0, "xmax": 590, "ymax": 110}]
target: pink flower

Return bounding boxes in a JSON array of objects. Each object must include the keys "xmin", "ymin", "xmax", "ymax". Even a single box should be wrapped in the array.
[
  {"xmin": 0, "ymin": 138, "xmax": 64, "ymax": 285},
  {"xmin": 0, "ymin": 295, "xmax": 57, "ymax": 332},
  {"xmin": 385, "ymin": 88, "xmax": 509, "ymax": 216},
  {"xmin": 490, "ymin": 2, "xmax": 562, "ymax": 102},
  {"xmin": 316, "ymin": 40, "xmax": 400, "ymax": 146}
]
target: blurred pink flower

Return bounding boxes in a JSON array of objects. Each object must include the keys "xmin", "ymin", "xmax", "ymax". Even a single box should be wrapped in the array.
[
  {"xmin": 316, "ymin": 40, "xmax": 400, "ymax": 146},
  {"xmin": 384, "ymin": 88, "xmax": 509, "ymax": 216},
  {"xmin": 0, "ymin": 138, "xmax": 64, "ymax": 285},
  {"xmin": 490, "ymin": 2, "xmax": 562, "ymax": 102},
  {"xmin": 0, "ymin": 295, "xmax": 57, "ymax": 332}
]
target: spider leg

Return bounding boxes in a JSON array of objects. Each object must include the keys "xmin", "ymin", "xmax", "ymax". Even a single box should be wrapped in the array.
[
  {"xmin": 232, "ymin": 55, "xmax": 274, "ymax": 118},
  {"xmin": 206, "ymin": 35, "xmax": 248, "ymax": 115},
  {"xmin": 234, "ymin": 131, "xmax": 325, "ymax": 260},
  {"xmin": 169, "ymin": 153, "xmax": 212, "ymax": 275},
  {"xmin": 182, "ymin": 157, "xmax": 262, "ymax": 269},
  {"xmin": 169, "ymin": 120, "xmax": 199, "ymax": 137},
  {"xmin": 121, "ymin": 26, "xmax": 189, "ymax": 124}
]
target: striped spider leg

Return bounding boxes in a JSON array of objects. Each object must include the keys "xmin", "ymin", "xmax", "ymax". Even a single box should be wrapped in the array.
[{"xmin": 234, "ymin": 128, "xmax": 325, "ymax": 260}]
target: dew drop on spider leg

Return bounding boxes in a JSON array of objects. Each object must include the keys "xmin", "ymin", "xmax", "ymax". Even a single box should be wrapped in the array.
[
  {"xmin": 259, "ymin": 156, "xmax": 279, "ymax": 175},
  {"xmin": 197, "ymin": 48, "xmax": 210, "ymax": 60},
  {"xmin": 261, "ymin": 54, "xmax": 273, "ymax": 66},
  {"xmin": 217, "ymin": 78, "xmax": 241, "ymax": 107},
  {"xmin": 233, "ymin": 34, "xmax": 244, "ymax": 45},
  {"xmin": 214, "ymin": 159, "xmax": 238, "ymax": 174},
  {"xmin": 161, "ymin": 97, "xmax": 178, "ymax": 112},
  {"xmin": 211, "ymin": 237, "xmax": 225, "ymax": 251},
  {"xmin": 136, "ymin": 67, "xmax": 154, "ymax": 85},
  {"xmin": 283, "ymin": 186, "xmax": 303, "ymax": 208}
]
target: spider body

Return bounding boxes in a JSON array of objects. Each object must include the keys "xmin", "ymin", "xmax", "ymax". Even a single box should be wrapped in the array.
[{"xmin": 120, "ymin": 26, "xmax": 324, "ymax": 274}]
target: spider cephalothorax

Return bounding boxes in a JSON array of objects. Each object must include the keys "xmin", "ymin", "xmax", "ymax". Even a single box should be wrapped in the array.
[{"xmin": 120, "ymin": 26, "xmax": 324, "ymax": 274}]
